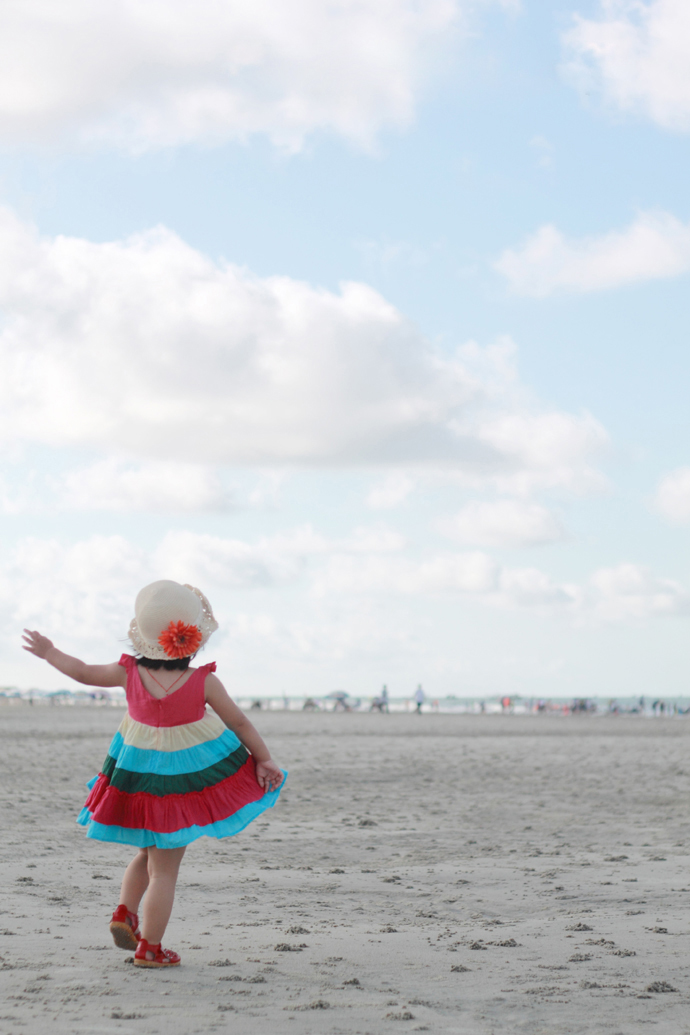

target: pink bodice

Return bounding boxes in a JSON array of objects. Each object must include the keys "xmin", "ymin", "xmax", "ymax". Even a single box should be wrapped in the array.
[{"xmin": 118, "ymin": 654, "xmax": 217, "ymax": 728}]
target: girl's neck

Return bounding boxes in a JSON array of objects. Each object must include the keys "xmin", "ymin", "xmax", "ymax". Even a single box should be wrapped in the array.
[{"xmin": 137, "ymin": 664, "xmax": 194, "ymax": 698}]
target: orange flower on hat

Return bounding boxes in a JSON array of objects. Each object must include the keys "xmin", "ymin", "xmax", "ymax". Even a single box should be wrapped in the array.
[{"xmin": 158, "ymin": 620, "xmax": 203, "ymax": 659}]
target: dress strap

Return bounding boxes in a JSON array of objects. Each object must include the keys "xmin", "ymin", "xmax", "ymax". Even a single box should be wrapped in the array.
[
  {"xmin": 118, "ymin": 653, "xmax": 136, "ymax": 670},
  {"xmin": 197, "ymin": 661, "xmax": 217, "ymax": 676}
]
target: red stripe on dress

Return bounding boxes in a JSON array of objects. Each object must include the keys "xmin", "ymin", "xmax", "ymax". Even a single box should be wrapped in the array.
[{"xmin": 84, "ymin": 756, "xmax": 264, "ymax": 833}]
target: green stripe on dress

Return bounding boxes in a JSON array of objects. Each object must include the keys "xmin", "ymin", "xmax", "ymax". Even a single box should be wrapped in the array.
[{"xmin": 101, "ymin": 744, "xmax": 250, "ymax": 796}]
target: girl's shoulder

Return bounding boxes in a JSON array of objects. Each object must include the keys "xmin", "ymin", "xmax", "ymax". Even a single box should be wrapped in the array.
[
  {"xmin": 194, "ymin": 662, "xmax": 218, "ymax": 695},
  {"xmin": 196, "ymin": 661, "xmax": 217, "ymax": 675}
]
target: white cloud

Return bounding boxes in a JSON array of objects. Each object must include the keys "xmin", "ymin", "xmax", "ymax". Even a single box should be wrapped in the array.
[
  {"xmin": 154, "ymin": 530, "xmax": 690, "ymax": 624},
  {"xmin": 0, "ymin": 471, "xmax": 40, "ymax": 515},
  {"xmin": 473, "ymin": 410, "xmax": 608, "ymax": 495},
  {"xmin": 155, "ymin": 524, "xmax": 406, "ymax": 590},
  {"xmin": 313, "ymin": 549, "xmax": 501, "ymax": 597},
  {"xmin": 54, "ymin": 458, "xmax": 235, "ymax": 512},
  {"xmin": 437, "ymin": 499, "xmax": 566, "ymax": 547},
  {"xmin": 225, "ymin": 605, "xmax": 416, "ymax": 665},
  {"xmin": 497, "ymin": 566, "xmax": 578, "ymax": 609},
  {"xmin": 4, "ymin": 524, "xmax": 408, "ymax": 655},
  {"xmin": 155, "ymin": 530, "xmax": 308, "ymax": 590},
  {"xmin": 589, "ymin": 563, "xmax": 690, "ymax": 621},
  {"xmin": 6, "ymin": 535, "xmax": 147, "ymax": 647},
  {"xmin": 0, "ymin": 207, "xmax": 607, "ymax": 491},
  {"xmin": 564, "ymin": 0, "xmax": 690, "ymax": 132},
  {"xmin": 312, "ymin": 549, "xmax": 585, "ymax": 613},
  {"xmin": 652, "ymin": 467, "xmax": 690, "ymax": 524},
  {"xmin": 312, "ymin": 550, "xmax": 690, "ymax": 623},
  {"xmin": 5, "ymin": 532, "xmax": 688, "ymax": 685},
  {"xmin": 0, "ymin": 0, "xmax": 470, "ymax": 152},
  {"xmin": 343, "ymin": 525, "xmax": 407, "ymax": 553},
  {"xmin": 246, "ymin": 472, "xmax": 287, "ymax": 510},
  {"xmin": 495, "ymin": 211, "xmax": 690, "ymax": 296},
  {"xmin": 366, "ymin": 473, "xmax": 415, "ymax": 509}
]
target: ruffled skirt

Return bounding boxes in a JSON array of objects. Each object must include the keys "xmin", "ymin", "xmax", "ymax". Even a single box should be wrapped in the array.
[{"xmin": 77, "ymin": 712, "xmax": 285, "ymax": 849}]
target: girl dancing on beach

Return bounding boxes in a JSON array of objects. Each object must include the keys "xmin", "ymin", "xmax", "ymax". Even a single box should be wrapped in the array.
[{"xmin": 22, "ymin": 580, "xmax": 286, "ymax": 969}]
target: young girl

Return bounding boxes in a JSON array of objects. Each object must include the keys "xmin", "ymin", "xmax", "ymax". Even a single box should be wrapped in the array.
[{"xmin": 22, "ymin": 579, "xmax": 286, "ymax": 969}]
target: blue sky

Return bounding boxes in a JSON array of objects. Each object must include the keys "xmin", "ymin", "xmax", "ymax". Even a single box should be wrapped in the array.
[{"xmin": 2, "ymin": 0, "xmax": 689, "ymax": 698}]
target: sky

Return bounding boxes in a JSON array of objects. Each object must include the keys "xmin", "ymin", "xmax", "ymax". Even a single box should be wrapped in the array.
[{"xmin": 1, "ymin": 0, "xmax": 689, "ymax": 699}]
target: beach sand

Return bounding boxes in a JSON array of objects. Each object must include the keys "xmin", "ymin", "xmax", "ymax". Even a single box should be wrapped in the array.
[{"xmin": 1, "ymin": 707, "xmax": 689, "ymax": 1035}]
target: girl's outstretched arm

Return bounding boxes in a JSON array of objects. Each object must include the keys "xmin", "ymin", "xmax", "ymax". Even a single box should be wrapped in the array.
[
  {"xmin": 21, "ymin": 630, "xmax": 127, "ymax": 688},
  {"xmin": 205, "ymin": 674, "xmax": 283, "ymax": 792}
]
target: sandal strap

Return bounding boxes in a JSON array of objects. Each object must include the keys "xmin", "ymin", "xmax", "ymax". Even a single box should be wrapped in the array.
[
  {"xmin": 111, "ymin": 904, "xmax": 141, "ymax": 938},
  {"xmin": 127, "ymin": 911, "xmax": 141, "ymax": 938},
  {"xmin": 135, "ymin": 938, "xmax": 155, "ymax": 960},
  {"xmin": 135, "ymin": 939, "xmax": 180, "ymax": 964},
  {"xmin": 111, "ymin": 904, "xmax": 129, "ymax": 923}
]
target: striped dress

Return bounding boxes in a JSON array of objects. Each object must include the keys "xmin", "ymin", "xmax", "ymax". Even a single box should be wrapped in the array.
[{"xmin": 77, "ymin": 654, "xmax": 285, "ymax": 849}]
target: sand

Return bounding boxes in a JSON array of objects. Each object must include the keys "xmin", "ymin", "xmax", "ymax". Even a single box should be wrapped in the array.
[{"xmin": 1, "ymin": 707, "xmax": 690, "ymax": 1035}]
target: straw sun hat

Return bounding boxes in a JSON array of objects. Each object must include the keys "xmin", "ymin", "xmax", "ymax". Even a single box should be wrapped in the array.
[{"xmin": 128, "ymin": 580, "xmax": 218, "ymax": 660}]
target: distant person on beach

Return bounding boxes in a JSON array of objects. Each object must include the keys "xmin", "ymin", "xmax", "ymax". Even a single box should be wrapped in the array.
[
  {"xmin": 414, "ymin": 685, "xmax": 425, "ymax": 713},
  {"xmin": 370, "ymin": 685, "xmax": 389, "ymax": 712},
  {"xmin": 22, "ymin": 580, "xmax": 286, "ymax": 969}
]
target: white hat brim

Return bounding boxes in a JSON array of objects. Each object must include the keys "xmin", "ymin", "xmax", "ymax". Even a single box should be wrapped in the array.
[{"xmin": 128, "ymin": 584, "xmax": 218, "ymax": 659}]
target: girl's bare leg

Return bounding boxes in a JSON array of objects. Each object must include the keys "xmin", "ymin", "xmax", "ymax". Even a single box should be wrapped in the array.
[
  {"xmin": 119, "ymin": 848, "xmax": 150, "ymax": 913},
  {"xmin": 140, "ymin": 846, "xmax": 186, "ymax": 948}
]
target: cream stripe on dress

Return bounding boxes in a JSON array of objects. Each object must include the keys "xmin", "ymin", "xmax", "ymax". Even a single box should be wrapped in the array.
[{"xmin": 118, "ymin": 712, "xmax": 227, "ymax": 752}]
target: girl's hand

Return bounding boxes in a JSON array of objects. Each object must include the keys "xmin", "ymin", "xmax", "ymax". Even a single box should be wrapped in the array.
[
  {"xmin": 255, "ymin": 759, "xmax": 284, "ymax": 793},
  {"xmin": 22, "ymin": 630, "xmax": 54, "ymax": 659}
]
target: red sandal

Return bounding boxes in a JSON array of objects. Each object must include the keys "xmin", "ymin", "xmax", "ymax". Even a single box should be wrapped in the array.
[
  {"xmin": 133, "ymin": 939, "xmax": 181, "ymax": 968},
  {"xmin": 109, "ymin": 905, "xmax": 141, "ymax": 951}
]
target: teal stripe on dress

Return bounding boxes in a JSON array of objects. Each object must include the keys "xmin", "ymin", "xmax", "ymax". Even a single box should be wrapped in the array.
[
  {"xmin": 102, "ymin": 743, "xmax": 249, "ymax": 796},
  {"xmin": 76, "ymin": 771, "xmax": 287, "ymax": 848},
  {"xmin": 106, "ymin": 727, "xmax": 243, "ymax": 775}
]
